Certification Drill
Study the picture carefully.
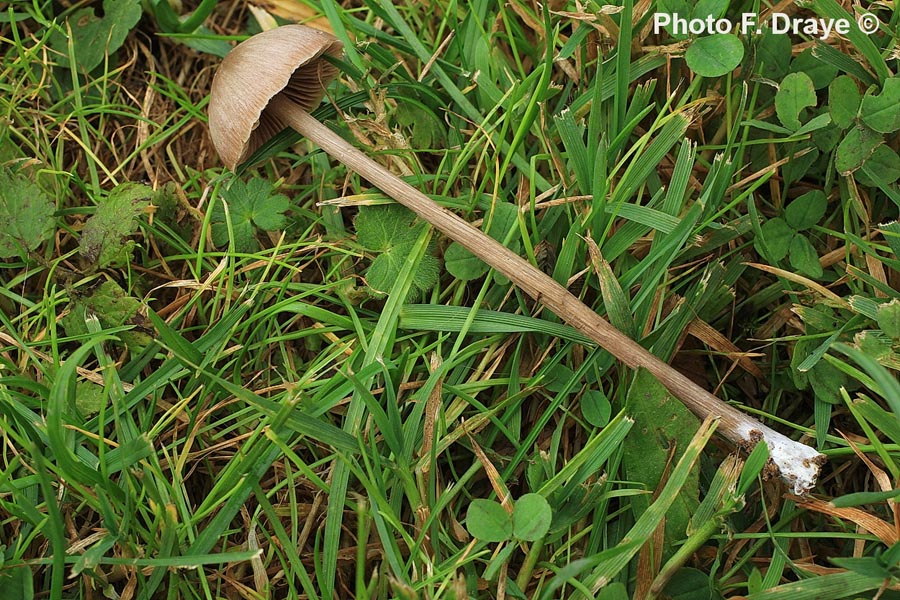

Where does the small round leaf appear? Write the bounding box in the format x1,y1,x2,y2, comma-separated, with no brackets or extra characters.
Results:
775,72,817,131
512,493,552,541
545,364,576,394
581,389,611,427
685,34,744,78
857,145,900,187
466,499,512,542
784,190,826,231
788,235,823,279
757,218,794,262
445,242,488,281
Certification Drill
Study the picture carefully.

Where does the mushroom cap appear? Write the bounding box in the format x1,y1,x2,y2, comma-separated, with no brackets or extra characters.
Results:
208,25,343,170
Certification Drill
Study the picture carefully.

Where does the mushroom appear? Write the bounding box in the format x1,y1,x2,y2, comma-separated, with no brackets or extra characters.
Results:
207,24,825,493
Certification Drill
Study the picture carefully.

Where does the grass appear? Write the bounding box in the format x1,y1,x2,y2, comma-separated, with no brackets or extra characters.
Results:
2,0,900,598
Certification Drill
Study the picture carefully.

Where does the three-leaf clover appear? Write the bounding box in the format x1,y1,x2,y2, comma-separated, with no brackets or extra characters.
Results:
354,204,440,300
211,178,290,253
757,190,826,278
830,76,900,186
775,72,817,131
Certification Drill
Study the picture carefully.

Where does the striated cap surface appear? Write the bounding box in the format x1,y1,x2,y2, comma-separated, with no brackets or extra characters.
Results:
209,25,343,169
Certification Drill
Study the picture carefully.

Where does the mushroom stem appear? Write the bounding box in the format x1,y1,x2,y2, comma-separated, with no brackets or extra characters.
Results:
267,95,824,494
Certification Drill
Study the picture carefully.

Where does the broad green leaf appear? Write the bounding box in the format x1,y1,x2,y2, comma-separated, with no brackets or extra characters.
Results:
829,75,860,128
655,0,726,39
776,72,817,130
789,48,837,90
654,0,691,38
812,122,842,152
861,77,900,133
684,34,744,78
622,369,699,558
0,166,55,258
512,493,552,541
877,299,900,339
50,0,142,71
856,145,900,187
586,418,715,588
79,182,151,268
1,566,33,599
250,197,290,231
211,178,290,253
785,190,827,231
544,364,576,394
365,243,439,301
782,146,820,187
809,360,847,405
789,234,823,279
443,202,518,281
394,104,445,148
691,0,728,20
663,567,724,600
596,583,629,600
756,27,791,79
444,241,489,280
355,205,439,300
466,499,512,542
758,217,794,262
355,204,419,251
75,382,106,417
834,125,882,175
61,280,154,352
581,389,611,427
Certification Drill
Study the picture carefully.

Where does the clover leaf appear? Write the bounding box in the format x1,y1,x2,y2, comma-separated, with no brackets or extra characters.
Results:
757,191,826,279
211,178,290,253
684,34,744,78
785,190,826,231
354,204,440,300
0,165,56,259
829,75,860,129
776,72,817,131
861,77,900,134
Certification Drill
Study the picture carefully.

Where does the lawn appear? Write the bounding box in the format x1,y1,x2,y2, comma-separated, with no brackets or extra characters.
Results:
2,0,900,598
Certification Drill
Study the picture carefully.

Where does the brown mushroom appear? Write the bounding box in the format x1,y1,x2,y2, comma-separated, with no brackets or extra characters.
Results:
207,24,824,493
